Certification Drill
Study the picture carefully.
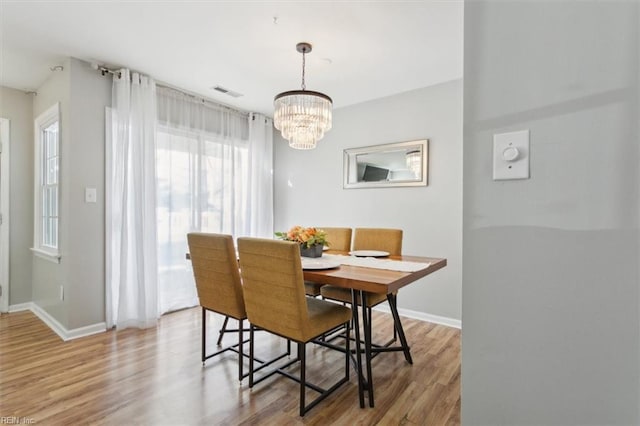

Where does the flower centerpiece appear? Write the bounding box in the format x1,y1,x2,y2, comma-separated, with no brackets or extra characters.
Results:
275,226,329,258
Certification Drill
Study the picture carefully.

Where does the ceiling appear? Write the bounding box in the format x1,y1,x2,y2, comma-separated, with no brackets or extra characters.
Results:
0,1,463,116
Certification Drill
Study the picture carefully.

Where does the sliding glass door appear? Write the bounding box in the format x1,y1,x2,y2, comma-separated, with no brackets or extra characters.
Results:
156,126,248,314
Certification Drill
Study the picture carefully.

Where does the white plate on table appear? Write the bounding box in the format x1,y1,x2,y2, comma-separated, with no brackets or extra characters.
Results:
301,258,341,270
348,250,390,257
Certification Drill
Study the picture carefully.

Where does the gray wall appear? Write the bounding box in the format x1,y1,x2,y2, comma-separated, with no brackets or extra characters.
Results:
66,58,109,329
0,86,33,305
32,59,71,326
31,58,110,329
462,2,640,424
274,79,462,320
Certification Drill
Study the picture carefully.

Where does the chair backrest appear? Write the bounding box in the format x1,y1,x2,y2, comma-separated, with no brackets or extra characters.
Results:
237,237,310,342
352,228,403,256
318,227,352,252
187,233,246,319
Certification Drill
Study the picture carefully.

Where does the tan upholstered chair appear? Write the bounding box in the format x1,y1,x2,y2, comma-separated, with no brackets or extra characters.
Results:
320,228,404,351
322,227,353,252
237,237,352,417
353,227,402,257
321,228,402,306
187,233,248,381
304,227,352,297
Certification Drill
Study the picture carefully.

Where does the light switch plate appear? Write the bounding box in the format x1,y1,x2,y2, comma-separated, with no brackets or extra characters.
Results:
493,130,530,180
85,187,97,203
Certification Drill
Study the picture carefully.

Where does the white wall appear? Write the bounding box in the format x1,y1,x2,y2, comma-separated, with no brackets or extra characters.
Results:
462,2,640,424
0,86,33,305
274,79,462,321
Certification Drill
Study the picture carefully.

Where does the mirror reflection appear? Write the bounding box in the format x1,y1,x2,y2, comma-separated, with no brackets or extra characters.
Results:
343,140,428,189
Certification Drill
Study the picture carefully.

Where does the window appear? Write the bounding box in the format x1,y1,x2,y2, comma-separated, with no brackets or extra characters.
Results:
32,103,61,263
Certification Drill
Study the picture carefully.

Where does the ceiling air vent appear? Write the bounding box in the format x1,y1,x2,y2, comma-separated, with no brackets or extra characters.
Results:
211,85,243,98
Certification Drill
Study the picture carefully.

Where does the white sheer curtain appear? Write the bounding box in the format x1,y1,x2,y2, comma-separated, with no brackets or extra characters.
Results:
155,87,273,314
248,113,274,238
106,69,159,329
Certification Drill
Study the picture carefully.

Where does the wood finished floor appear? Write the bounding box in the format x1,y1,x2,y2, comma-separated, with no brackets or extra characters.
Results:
0,308,460,425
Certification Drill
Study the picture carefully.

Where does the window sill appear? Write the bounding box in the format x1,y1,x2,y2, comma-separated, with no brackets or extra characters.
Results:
31,248,61,264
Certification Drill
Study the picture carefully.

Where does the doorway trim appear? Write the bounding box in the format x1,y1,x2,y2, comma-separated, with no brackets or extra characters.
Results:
0,117,10,313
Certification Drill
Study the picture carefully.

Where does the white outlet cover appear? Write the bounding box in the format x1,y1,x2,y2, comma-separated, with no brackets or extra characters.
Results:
493,130,530,180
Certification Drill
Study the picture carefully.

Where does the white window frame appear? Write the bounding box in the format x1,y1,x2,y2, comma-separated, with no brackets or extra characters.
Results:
32,102,61,263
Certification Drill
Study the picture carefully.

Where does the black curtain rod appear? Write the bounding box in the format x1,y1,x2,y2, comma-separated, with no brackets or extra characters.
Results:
95,65,257,119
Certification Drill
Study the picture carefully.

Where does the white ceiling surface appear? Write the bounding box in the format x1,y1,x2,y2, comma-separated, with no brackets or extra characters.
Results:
1,1,463,116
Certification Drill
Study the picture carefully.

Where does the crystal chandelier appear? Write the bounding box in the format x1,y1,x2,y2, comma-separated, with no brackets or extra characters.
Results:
274,42,332,150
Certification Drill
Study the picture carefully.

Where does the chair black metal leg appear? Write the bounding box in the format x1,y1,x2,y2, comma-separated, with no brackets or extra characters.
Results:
248,325,351,417
217,315,230,345
345,320,350,378
238,319,244,381
249,324,255,388
201,307,206,364
299,342,306,417
388,293,413,364
361,291,374,407
351,289,365,408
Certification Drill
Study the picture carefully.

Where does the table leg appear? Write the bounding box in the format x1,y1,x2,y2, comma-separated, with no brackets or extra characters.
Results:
351,289,365,408
388,293,413,364
360,290,375,407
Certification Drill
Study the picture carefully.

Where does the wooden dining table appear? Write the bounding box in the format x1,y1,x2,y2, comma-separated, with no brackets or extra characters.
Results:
303,251,447,408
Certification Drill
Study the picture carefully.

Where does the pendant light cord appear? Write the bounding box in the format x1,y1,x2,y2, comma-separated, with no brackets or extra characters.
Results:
301,49,306,91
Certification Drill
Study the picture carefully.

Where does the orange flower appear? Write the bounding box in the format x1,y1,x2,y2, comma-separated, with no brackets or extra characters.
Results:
275,225,329,249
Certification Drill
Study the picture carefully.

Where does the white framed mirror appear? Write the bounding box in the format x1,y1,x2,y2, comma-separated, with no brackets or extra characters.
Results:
343,139,428,189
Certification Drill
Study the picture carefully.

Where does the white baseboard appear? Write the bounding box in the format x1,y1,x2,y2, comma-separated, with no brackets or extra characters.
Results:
8,301,459,339
64,321,108,340
373,304,461,329
8,302,106,341
8,302,32,312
